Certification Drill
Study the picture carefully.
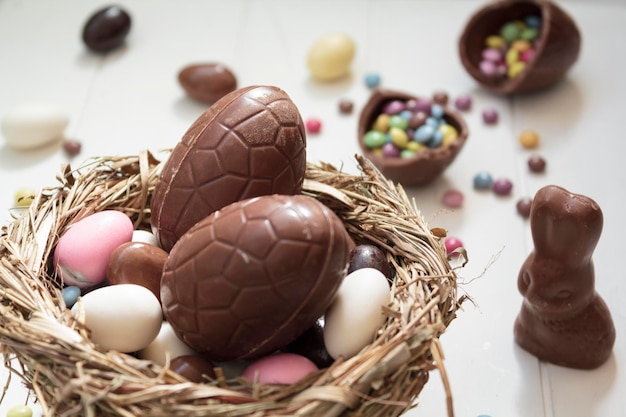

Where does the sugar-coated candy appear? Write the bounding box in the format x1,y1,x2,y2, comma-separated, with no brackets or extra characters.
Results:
528,154,547,172
324,268,390,360
473,171,493,190
284,318,334,369
62,139,82,157
482,108,499,124
347,244,392,281
492,178,513,195
14,187,35,207
432,91,449,106
82,5,131,52
519,130,540,148
305,118,322,134
170,355,217,382
54,210,133,288
307,33,355,81
364,72,381,88
139,321,197,367
454,95,472,111
444,236,464,255
243,353,318,384
364,130,386,148
383,100,405,115
517,196,533,218
338,99,354,114
71,284,162,353
62,286,81,308
442,189,464,208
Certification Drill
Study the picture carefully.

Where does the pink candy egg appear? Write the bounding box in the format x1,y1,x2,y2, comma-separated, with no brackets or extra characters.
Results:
54,210,133,288
242,353,318,384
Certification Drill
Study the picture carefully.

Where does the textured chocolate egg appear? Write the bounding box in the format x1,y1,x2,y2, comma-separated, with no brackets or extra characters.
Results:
151,85,306,251
161,194,353,361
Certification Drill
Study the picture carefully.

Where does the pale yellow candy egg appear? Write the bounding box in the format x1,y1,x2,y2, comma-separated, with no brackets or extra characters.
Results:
15,187,36,207
307,33,356,81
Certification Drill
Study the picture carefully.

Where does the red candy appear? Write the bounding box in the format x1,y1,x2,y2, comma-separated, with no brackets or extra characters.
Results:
305,118,322,134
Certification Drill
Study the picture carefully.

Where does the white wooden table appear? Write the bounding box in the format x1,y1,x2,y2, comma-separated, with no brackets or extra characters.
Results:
0,1,624,416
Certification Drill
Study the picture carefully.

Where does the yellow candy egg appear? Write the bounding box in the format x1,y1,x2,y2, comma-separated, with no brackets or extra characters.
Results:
438,124,458,146
508,61,526,78
519,130,540,148
406,141,426,153
372,114,390,132
15,187,36,207
485,35,504,49
389,127,408,148
511,40,532,52
307,33,356,82
506,48,520,66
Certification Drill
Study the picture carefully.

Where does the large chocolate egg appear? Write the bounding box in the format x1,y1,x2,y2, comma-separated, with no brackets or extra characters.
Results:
161,194,353,361
151,85,306,251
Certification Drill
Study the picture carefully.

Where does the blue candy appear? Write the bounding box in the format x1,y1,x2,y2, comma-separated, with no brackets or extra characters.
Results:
473,171,493,190
425,117,439,128
429,130,444,148
62,285,81,308
414,125,435,144
364,72,381,88
431,104,444,119
525,15,542,28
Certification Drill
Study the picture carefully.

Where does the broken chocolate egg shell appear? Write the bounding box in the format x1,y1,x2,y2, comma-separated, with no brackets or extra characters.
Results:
358,88,468,186
459,0,581,95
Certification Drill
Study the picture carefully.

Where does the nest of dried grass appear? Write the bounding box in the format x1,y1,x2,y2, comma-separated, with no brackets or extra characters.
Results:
0,150,463,417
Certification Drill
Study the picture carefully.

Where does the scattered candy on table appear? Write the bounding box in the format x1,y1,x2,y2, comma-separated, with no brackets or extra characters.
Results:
338,99,353,114
482,107,499,124
519,129,540,148
362,97,459,159
305,118,322,134
364,72,381,88
444,236,464,255
454,95,472,111
492,177,513,195
473,171,494,190
432,91,449,106
442,189,464,208
528,154,546,172
479,15,542,80
82,5,132,53
62,139,82,157
516,196,533,218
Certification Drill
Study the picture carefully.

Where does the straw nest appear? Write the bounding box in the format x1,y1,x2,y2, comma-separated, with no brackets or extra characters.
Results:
0,150,463,417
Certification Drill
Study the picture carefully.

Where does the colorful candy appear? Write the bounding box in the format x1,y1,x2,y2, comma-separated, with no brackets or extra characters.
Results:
444,236,464,255
473,171,493,190
479,15,542,80
517,196,533,218
14,187,36,207
528,154,547,172
442,189,464,208
454,95,472,111
6,405,32,417
363,97,458,159
338,99,354,114
482,108,499,124
305,118,322,134
519,130,540,148
364,72,381,88
492,178,513,195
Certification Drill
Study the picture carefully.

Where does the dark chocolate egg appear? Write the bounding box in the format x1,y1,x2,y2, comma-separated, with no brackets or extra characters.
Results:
161,194,353,361
347,244,393,281
151,85,306,251
82,5,131,53
178,63,237,104
170,355,216,382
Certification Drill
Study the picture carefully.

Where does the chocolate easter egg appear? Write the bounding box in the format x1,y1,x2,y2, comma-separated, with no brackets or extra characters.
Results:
151,85,306,251
161,194,353,361
82,5,131,53
178,63,237,104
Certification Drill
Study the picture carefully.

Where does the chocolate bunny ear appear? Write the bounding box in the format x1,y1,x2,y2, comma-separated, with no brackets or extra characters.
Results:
530,185,603,266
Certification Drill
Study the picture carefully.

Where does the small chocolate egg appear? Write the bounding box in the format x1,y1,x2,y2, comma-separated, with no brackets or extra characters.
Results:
82,5,131,52
170,355,217,382
242,353,317,384
284,318,333,368
151,85,306,251
347,244,392,281
178,63,237,104
107,241,167,301
161,194,353,361
139,321,196,366
71,284,162,352
54,210,133,288
324,268,391,360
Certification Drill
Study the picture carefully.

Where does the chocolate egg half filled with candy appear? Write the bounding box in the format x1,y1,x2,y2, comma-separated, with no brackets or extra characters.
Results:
161,194,353,361
459,0,581,95
358,88,468,186
151,85,306,251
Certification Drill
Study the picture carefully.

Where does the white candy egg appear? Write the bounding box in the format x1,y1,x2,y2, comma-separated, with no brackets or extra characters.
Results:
323,268,390,359
132,229,160,247
72,284,163,353
307,33,355,81
1,103,69,150
140,321,196,366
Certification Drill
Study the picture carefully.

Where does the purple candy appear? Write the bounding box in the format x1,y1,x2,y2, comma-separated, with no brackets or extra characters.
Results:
482,108,499,124
382,142,401,158
454,95,472,111
407,98,431,114
383,100,405,115
492,178,513,195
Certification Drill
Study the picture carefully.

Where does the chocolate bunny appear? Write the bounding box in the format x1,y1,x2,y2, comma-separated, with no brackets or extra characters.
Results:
514,185,615,369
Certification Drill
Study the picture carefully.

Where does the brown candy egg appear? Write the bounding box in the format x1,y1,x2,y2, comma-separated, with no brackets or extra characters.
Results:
107,242,167,302
151,85,307,251
178,63,237,104
459,0,581,95
161,194,353,362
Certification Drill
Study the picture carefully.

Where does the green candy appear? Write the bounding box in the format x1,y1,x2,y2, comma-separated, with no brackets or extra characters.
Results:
6,405,33,417
388,115,408,130
521,27,540,41
500,22,522,43
364,130,387,149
